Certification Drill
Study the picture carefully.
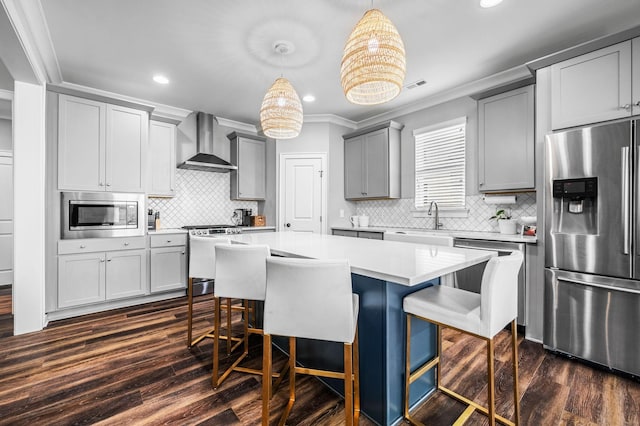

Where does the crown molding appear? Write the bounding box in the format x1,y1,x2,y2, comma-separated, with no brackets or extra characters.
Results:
1,0,62,84
356,65,533,128
304,114,358,129
56,82,192,121
0,89,13,101
216,116,258,134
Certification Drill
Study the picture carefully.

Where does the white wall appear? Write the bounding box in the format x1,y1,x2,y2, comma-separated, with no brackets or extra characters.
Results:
13,81,46,334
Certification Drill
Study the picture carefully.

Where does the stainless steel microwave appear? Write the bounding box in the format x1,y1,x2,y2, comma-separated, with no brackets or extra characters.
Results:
62,192,145,239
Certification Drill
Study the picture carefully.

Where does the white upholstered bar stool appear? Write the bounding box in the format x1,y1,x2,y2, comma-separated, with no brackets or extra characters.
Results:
186,236,231,348
262,257,360,426
403,251,523,426
212,244,288,390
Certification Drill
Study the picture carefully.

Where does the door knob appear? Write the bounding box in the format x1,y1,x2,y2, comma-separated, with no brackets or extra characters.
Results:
285,223,291,228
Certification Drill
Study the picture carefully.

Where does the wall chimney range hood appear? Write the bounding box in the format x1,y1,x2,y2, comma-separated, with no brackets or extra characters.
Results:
178,112,237,172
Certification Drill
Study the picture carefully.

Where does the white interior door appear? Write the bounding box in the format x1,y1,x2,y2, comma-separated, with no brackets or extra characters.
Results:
279,154,326,233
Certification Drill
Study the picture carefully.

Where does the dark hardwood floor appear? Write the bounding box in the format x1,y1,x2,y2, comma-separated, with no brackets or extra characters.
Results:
0,289,638,425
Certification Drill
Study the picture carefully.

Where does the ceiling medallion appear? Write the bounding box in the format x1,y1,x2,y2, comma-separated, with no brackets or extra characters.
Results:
341,9,406,105
260,42,303,139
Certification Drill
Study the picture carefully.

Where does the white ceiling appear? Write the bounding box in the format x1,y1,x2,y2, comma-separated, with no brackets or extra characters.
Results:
38,0,640,125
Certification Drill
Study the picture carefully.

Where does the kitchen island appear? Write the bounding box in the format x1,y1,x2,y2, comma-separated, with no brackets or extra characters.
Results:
226,232,496,425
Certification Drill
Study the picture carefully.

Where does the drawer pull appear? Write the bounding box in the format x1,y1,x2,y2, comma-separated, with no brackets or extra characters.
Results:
80,245,86,249
124,242,129,246
166,240,172,243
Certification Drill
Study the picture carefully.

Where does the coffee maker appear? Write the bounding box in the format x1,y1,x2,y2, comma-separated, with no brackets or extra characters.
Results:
233,208,252,226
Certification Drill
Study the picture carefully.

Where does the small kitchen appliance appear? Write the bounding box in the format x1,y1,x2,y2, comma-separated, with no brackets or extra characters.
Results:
62,192,145,239
233,208,252,226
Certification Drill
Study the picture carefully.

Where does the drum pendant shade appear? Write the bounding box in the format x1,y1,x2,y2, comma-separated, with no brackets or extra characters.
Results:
341,9,406,105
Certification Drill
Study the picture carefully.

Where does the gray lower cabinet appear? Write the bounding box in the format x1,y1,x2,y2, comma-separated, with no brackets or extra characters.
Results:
478,85,535,192
228,132,266,200
58,248,147,308
149,234,187,293
332,229,384,240
343,121,402,200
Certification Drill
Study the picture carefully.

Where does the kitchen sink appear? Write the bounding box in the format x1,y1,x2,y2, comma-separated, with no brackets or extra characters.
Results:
384,229,453,246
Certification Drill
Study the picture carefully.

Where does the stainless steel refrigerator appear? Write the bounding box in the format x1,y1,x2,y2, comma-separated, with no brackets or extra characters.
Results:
544,119,640,377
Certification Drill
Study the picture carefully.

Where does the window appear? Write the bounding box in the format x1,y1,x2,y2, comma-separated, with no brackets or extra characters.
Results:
414,117,466,210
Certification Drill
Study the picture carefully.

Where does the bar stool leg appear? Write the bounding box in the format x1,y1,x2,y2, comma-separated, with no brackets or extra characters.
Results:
187,277,194,347
436,324,441,389
512,320,520,426
354,328,360,423
212,296,222,389
487,337,496,426
226,298,232,355
262,333,272,426
344,342,354,426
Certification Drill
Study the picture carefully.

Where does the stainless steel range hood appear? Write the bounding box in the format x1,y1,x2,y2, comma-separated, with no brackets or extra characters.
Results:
178,112,237,172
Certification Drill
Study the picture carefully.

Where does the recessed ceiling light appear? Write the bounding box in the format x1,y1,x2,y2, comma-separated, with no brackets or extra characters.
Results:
302,94,316,102
153,75,169,84
480,0,503,8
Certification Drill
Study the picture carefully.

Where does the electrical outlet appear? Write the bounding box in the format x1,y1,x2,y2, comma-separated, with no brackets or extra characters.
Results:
339,209,345,218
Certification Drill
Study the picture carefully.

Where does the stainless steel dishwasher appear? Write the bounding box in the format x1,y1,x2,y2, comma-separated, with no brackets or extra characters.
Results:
453,238,526,326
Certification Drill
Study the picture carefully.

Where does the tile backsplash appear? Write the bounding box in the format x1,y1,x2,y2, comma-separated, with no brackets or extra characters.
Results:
148,169,257,228
355,193,537,232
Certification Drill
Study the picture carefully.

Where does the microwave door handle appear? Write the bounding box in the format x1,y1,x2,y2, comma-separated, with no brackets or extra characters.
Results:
622,147,630,255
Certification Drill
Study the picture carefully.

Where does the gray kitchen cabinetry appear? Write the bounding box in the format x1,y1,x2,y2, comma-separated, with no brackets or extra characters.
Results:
148,120,176,197
57,237,147,309
332,229,384,240
149,233,187,293
343,121,402,200
58,94,148,192
551,38,640,130
228,132,266,200
478,85,535,191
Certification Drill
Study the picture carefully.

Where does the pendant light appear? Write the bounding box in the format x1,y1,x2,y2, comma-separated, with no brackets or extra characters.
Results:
340,7,406,105
260,42,303,139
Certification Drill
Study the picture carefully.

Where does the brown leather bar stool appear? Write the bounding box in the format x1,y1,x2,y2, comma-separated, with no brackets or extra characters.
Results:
262,257,360,426
403,251,523,426
186,235,231,348
212,243,288,390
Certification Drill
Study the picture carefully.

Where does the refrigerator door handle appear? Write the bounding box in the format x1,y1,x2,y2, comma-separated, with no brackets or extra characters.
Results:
622,146,630,255
558,276,640,295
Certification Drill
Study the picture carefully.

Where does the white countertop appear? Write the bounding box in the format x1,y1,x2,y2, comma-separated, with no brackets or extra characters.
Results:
332,226,537,244
226,232,496,286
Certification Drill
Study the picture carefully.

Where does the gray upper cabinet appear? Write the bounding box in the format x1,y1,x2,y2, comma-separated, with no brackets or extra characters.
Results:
550,39,637,130
228,132,266,200
478,85,535,192
148,120,177,197
58,94,148,192
343,121,402,200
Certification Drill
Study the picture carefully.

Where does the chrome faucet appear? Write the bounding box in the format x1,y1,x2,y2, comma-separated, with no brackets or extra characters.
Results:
427,201,443,230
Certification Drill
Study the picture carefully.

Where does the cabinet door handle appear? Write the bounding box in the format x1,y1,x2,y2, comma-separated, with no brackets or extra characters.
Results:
124,242,129,246
107,259,112,262
167,240,172,243
635,101,640,107
106,183,111,187
620,104,632,111
80,245,86,249
100,258,105,263
99,182,104,186
181,252,185,255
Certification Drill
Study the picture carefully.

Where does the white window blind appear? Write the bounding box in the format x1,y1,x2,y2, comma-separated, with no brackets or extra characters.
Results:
414,118,466,210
